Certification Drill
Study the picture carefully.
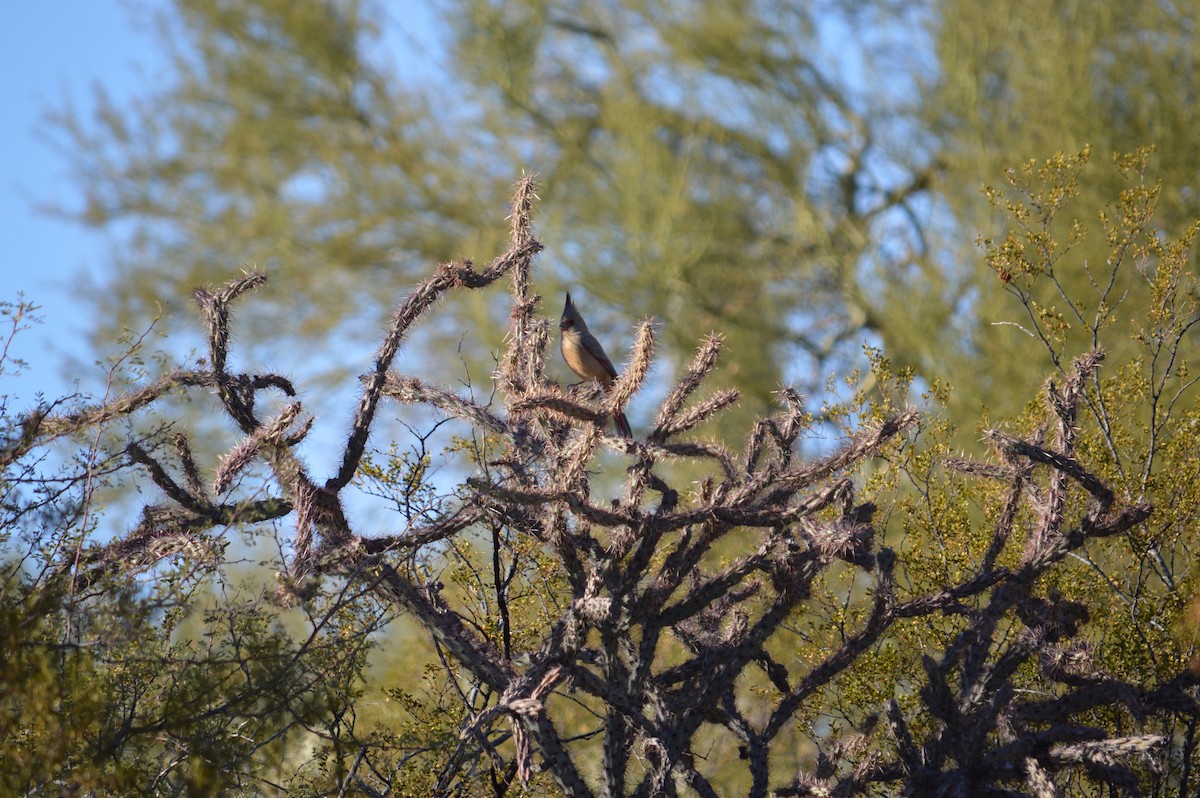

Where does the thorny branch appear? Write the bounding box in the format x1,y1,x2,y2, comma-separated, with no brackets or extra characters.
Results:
15,177,1196,796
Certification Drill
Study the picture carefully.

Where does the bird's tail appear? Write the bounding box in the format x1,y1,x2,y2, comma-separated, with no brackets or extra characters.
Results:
613,410,633,438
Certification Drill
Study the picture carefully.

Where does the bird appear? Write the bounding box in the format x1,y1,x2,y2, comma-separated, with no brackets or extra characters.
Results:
560,292,633,437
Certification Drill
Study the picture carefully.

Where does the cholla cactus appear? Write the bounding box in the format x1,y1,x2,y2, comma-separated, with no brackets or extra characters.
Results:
21,178,1192,797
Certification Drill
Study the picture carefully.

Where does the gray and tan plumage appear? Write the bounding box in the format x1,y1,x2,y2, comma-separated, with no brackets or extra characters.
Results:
559,293,633,437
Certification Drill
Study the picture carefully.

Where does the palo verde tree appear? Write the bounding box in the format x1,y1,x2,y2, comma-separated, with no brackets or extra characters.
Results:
926,0,1200,426
52,0,1200,450
50,0,939,440
4,166,1200,796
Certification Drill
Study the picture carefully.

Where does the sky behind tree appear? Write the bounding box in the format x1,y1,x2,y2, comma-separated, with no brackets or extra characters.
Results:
1,2,164,403
0,1,445,406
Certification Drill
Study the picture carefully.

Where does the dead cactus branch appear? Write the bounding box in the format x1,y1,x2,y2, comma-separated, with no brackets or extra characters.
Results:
34,179,1194,797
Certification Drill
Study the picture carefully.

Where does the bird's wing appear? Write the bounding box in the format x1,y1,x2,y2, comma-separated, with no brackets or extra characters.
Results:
582,333,620,380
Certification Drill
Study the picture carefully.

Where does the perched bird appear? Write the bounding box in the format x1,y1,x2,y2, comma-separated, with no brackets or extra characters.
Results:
560,292,633,437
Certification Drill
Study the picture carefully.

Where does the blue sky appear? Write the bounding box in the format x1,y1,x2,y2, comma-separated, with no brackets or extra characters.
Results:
0,2,448,412
1,2,169,406
0,1,454,533
0,2,905,416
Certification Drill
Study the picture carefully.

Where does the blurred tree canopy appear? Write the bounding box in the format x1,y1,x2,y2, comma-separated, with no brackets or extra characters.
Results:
928,0,1200,424
5,155,1200,795
47,0,1200,438
14,0,1200,793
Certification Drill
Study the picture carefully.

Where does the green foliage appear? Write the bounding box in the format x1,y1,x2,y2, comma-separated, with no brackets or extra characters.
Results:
930,0,1200,426
22,0,1200,789
896,148,1200,792
51,0,944,442
443,0,937,433
50,0,1200,449
7,150,1200,794
0,560,384,794
50,0,501,370
1,361,383,796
